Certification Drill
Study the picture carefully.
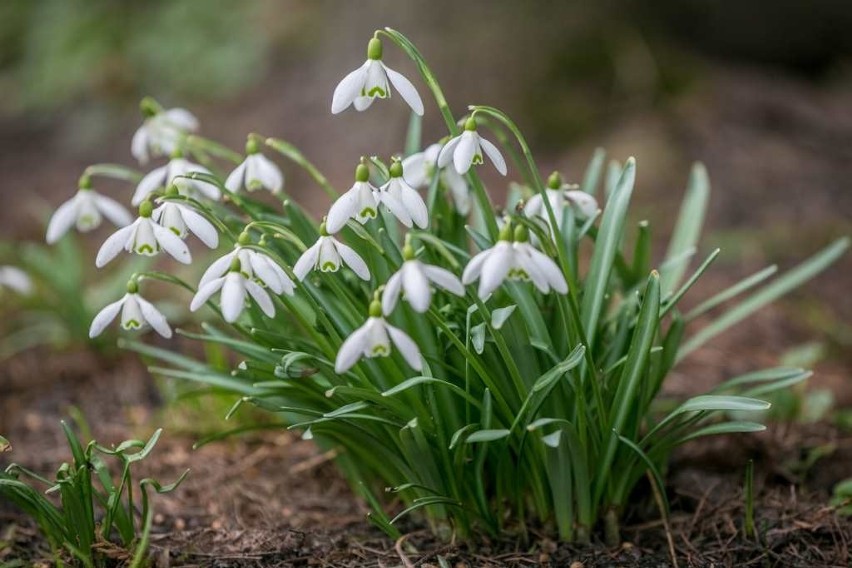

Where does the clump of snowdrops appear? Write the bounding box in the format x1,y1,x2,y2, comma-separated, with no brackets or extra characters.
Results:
43,28,848,543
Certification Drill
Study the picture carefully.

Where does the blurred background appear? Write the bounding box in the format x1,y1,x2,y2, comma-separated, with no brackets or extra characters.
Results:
0,0,850,395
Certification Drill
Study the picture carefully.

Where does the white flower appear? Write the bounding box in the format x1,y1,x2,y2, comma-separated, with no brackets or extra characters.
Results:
403,143,471,215
95,202,191,267
376,161,428,229
131,105,198,164
225,141,284,194
462,226,567,299
0,266,32,295
437,118,507,176
382,258,464,314
132,155,220,206
524,186,598,230
293,231,370,281
335,301,422,373
331,37,423,116
46,184,132,244
325,164,379,234
199,245,295,296
152,201,219,248
89,286,171,338
190,269,275,324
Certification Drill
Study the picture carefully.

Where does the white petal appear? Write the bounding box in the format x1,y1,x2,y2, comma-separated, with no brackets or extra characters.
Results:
152,222,192,264
334,324,370,373
254,154,284,193
381,270,403,315
190,277,225,312
221,274,247,323
443,169,471,215
378,186,412,227
437,136,462,168
163,108,199,131
529,248,568,293
131,128,149,164
331,62,368,114
245,279,275,317
453,133,477,175
95,224,135,268
45,196,79,244
318,237,342,272
402,263,431,312
401,151,428,188
479,137,508,176
293,241,320,280
0,267,32,294
179,205,219,248
93,193,133,227
524,194,543,218
326,190,358,234
382,63,424,116
386,324,423,370
249,252,290,295
225,160,247,192
335,242,370,280
400,183,428,228
478,244,513,298
462,249,490,285
565,190,599,220
132,165,168,206
136,295,173,338
199,250,236,289
422,264,465,296
89,296,125,337
353,96,375,111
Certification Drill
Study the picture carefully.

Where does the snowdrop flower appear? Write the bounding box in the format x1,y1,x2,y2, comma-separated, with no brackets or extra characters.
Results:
132,151,220,206
293,222,370,281
438,117,507,176
331,37,424,116
95,200,191,267
335,297,422,373
462,223,566,299
0,266,32,295
403,142,471,215
382,242,464,314
131,99,199,164
89,280,171,338
190,257,275,323
376,160,428,229
325,163,379,234
198,232,296,296
152,187,219,248
46,176,133,244
225,138,284,194
524,172,598,231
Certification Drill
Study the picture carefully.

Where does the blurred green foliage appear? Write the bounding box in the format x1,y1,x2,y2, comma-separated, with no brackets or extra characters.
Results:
0,0,270,111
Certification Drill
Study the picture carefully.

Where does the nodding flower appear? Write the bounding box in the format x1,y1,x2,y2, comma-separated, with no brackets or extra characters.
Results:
131,100,198,164
225,138,284,194
95,200,191,267
437,117,507,176
293,221,371,281
89,280,171,338
190,256,276,323
382,240,464,314
46,175,132,244
132,150,220,206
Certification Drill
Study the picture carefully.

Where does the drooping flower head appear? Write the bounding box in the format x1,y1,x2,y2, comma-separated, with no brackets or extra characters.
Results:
382,238,464,314
0,266,32,295
199,231,296,296
89,279,172,338
46,174,133,244
438,117,507,176
190,256,276,323
96,200,191,267
523,171,599,233
293,221,370,281
131,98,199,165
335,294,423,374
325,163,379,234
152,185,219,249
132,150,221,206
225,138,284,194
376,159,429,229
331,37,424,116
403,142,471,215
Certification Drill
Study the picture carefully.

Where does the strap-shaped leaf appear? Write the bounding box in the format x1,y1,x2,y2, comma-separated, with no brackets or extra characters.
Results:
660,162,710,295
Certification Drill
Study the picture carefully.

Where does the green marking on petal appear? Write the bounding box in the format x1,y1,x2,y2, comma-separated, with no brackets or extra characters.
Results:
360,207,377,219
366,86,387,98
247,179,263,191
122,320,141,330
508,268,530,282
370,345,390,357
472,154,484,165
320,262,339,272
136,244,156,255
169,227,181,236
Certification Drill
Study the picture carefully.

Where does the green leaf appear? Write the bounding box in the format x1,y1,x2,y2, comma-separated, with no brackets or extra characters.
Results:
685,265,778,321
678,421,766,443
532,344,585,393
490,305,516,329
581,148,606,196
677,395,771,414
660,162,710,295
465,429,511,443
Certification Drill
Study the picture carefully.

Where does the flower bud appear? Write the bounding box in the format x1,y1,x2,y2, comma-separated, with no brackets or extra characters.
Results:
355,163,370,182
367,37,383,60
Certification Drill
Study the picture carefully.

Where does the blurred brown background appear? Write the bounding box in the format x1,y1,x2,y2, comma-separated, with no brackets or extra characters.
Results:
0,0,850,382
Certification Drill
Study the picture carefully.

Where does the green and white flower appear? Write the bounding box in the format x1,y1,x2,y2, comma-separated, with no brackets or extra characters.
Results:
331,37,423,116
132,152,220,206
403,142,471,215
199,237,295,296
225,139,284,194
0,266,32,295
524,172,599,231
438,118,507,176
335,299,422,373
325,164,379,234
95,201,191,267
46,177,132,244
89,281,171,338
377,160,428,229
293,226,370,281
131,102,198,164
190,259,275,323
382,243,464,314
153,190,219,248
